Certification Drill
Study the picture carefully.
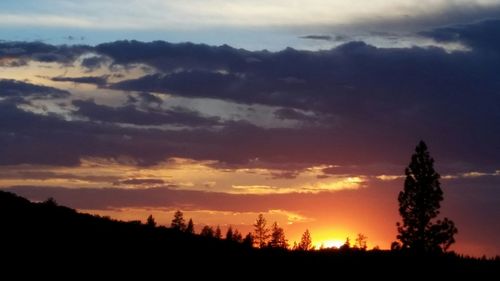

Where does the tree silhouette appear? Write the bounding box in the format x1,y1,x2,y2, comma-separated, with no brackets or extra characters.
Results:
225,226,234,241
233,229,243,243
253,214,270,248
268,222,288,249
340,237,351,251
215,225,222,239
146,214,156,227
186,218,195,234
297,229,312,251
355,233,367,250
396,141,458,253
171,210,186,231
243,233,254,248
200,225,214,237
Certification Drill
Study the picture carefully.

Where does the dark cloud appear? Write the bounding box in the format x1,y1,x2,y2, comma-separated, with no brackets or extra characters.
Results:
107,43,498,170
3,185,398,213
63,35,85,42
130,92,163,105
115,178,166,186
273,108,317,123
0,19,498,173
51,76,108,86
420,19,500,51
81,56,108,70
126,92,164,108
108,39,499,121
95,40,254,72
0,79,70,99
0,100,177,166
269,170,301,180
0,101,98,166
0,58,27,67
97,21,498,172
0,170,118,183
0,41,89,64
341,4,500,33
72,99,220,127
299,35,332,41
0,98,403,168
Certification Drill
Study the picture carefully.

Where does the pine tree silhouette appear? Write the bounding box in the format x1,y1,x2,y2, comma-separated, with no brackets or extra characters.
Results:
171,210,186,231
253,214,270,248
396,141,458,253
186,218,195,234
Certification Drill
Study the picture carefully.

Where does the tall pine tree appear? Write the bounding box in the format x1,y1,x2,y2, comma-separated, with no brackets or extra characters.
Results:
185,218,195,234
297,229,312,251
268,222,288,249
171,210,186,231
253,214,270,248
396,141,457,253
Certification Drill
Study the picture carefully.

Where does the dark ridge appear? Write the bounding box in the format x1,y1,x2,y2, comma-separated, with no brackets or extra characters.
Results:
0,190,498,277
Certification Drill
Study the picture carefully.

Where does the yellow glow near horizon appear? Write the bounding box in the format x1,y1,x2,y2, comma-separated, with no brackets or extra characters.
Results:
314,239,345,249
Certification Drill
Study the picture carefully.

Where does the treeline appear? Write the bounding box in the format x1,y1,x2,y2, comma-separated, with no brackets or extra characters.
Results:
150,210,370,251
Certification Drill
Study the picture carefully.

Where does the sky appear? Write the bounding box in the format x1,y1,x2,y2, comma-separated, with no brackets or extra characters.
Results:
0,0,499,256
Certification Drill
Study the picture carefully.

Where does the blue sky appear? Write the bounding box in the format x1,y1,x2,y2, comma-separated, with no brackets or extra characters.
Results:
1,0,500,50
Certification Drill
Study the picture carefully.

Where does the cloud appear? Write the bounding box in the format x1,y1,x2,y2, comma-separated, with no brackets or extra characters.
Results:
0,41,89,64
80,56,108,70
299,35,333,41
1,0,499,32
0,169,119,183
269,170,301,180
104,37,499,171
0,100,176,166
273,108,318,123
95,40,252,72
128,92,163,106
72,99,221,127
51,76,108,86
0,79,70,99
108,38,499,118
3,185,391,212
0,19,498,174
115,178,166,186
420,19,500,51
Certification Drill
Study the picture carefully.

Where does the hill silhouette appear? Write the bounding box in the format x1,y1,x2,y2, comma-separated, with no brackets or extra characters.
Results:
0,190,498,277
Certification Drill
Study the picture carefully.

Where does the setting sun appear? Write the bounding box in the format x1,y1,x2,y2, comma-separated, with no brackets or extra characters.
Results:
314,239,345,249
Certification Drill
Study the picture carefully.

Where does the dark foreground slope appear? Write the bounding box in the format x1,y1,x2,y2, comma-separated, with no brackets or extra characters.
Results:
0,191,498,277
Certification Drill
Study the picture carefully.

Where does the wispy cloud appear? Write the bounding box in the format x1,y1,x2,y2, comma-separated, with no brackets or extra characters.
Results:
1,1,499,30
